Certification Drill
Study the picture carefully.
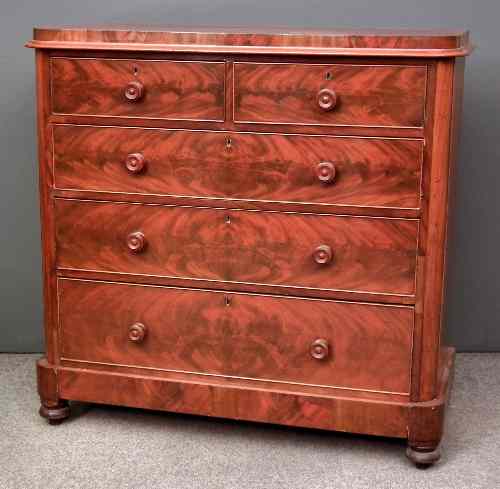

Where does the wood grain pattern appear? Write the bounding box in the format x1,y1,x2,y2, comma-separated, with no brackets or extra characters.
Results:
234,62,427,128
28,26,469,462
58,365,410,437
55,200,419,296
59,279,414,394
27,26,472,57
53,125,423,211
51,57,225,121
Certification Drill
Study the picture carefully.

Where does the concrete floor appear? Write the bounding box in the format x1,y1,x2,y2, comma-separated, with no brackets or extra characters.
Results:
1,353,499,489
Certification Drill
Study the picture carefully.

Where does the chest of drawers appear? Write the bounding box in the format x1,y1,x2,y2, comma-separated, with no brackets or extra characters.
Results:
28,26,472,466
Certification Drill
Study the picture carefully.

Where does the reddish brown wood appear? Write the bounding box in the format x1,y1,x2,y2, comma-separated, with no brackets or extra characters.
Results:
312,244,333,265
28,26,469,464
55,199,419,297
27,26,472,57
126,231,146,254
37,358,70,423
53,125,423,211
407,347,455,466
124,152,146,174
124,80,144,102
317,88,337,111
316,161,336,184
414,59,459,402
234,62,427,128
58,279,414,394
56,268,416,305
51,58,225,121
310,338,330,360
128,322,147,343
58,365,410,436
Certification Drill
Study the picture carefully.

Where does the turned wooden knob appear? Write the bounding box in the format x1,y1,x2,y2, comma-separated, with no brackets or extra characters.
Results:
317,88,337,111
124,81,144,102
316,161,336,183
310,339,329,360
128,322,147,343
313,244,333,265
125,153,146,174
126,231,146,253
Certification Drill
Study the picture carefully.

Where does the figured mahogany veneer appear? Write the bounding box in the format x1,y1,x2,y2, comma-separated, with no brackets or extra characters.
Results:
51,58,225,121
234,63,427,128
59,279,414,394
53,125,423,211
29,25,470,467
55,199,418,297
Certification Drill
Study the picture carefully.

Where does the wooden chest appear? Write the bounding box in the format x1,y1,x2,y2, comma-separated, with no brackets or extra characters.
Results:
27,26,472,466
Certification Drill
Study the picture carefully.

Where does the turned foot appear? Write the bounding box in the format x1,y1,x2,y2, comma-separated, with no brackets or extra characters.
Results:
406,444,441,468
39,400,70,425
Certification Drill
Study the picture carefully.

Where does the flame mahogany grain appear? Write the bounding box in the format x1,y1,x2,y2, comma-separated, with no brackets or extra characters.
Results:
58,279,414,394
54,199,419,297
27,26,472,57
53,125,423,211
51,58,225,121
28,25,470,466
234,63,427,128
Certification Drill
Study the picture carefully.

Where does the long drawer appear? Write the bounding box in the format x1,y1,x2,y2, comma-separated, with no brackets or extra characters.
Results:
59,279,414,394
53,125,423,210
55,199,418,296
50,57,225,121
234,62,427,128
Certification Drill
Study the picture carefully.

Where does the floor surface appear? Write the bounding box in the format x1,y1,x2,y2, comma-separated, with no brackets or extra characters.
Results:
1,353,499,489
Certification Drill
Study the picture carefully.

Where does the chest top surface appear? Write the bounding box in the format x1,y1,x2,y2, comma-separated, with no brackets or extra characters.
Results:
27,25,472,57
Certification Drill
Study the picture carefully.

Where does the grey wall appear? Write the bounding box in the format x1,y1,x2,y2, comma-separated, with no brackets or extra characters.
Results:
1,0,499,352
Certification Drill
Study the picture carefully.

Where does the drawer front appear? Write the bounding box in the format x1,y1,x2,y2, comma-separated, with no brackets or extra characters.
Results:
234,62,427,128
55,200,418,296
54,125,423,210
59,279,414,394
51,58,225,121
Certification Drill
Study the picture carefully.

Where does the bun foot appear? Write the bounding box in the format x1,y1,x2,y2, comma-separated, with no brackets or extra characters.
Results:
39,400,70,425
406,445,441,468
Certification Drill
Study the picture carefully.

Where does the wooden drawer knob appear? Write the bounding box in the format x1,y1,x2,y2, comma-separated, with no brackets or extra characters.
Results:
125,153,146,174
313,244,333,265
125,81,144,102
128,322,147,343
317,88,337,111
316,161,336,183
310,338,329,360
127,231,146,253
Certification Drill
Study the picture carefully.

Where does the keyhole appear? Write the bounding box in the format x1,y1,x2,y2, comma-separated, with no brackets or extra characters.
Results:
325,71,332,80
225,136,232,150
133,66,139,76
225,215,231,224
224,295,231,307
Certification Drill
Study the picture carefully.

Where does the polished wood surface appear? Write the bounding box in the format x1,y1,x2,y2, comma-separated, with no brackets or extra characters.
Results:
29,25,470,466
52,347,454,439
55,199,419,296
59,279,414,394
53,125,423,211
27,26,472,57
51,58,225,121
234,62,427,128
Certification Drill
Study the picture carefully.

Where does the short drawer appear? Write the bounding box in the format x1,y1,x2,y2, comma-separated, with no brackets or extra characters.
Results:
234,62,427,128
50,57,225,121
54,125,423,210
55,200,418,296
59,279,414,394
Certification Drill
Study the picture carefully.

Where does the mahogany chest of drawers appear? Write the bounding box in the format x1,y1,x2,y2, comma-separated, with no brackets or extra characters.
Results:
28,26,472,466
